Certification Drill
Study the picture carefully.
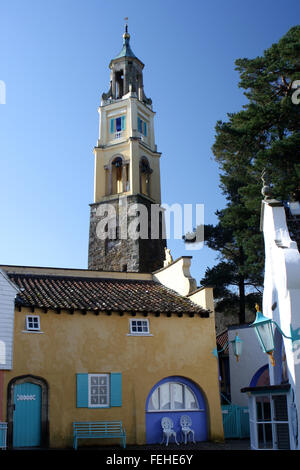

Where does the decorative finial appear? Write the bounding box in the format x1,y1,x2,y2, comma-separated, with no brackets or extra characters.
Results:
123,17,130,39
163,247,173,267
261,169,272,200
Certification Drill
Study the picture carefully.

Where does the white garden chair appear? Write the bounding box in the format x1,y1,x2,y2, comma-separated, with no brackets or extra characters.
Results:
180,415,195,444
160,417,179,446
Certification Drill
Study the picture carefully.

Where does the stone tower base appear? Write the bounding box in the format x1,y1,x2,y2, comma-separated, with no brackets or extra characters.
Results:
88,194,166,273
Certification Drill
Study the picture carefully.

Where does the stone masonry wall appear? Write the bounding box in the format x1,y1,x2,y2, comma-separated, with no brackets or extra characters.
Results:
88,194,166,273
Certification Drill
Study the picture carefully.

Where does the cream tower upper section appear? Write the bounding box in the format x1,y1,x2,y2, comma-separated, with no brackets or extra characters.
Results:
93,24,162,205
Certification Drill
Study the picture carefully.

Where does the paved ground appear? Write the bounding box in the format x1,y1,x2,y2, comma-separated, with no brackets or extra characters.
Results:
4,439,251,452
109,439,251,451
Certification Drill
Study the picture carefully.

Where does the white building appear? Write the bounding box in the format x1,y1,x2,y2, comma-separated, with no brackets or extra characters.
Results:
242,196,300,450
0,269,19,423
228,325,268,407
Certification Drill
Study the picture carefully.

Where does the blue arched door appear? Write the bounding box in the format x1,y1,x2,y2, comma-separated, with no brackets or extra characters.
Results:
145,376,207,444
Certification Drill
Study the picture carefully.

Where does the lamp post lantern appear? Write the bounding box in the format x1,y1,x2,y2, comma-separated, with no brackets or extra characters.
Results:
230,333,243,362
213,332,243,362
250,304,275,366
250,304,300,366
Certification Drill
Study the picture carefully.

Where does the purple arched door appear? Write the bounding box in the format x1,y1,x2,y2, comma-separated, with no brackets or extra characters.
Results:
145,376,207,444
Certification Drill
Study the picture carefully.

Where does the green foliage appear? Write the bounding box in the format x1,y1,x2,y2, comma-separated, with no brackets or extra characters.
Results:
189,26,300,324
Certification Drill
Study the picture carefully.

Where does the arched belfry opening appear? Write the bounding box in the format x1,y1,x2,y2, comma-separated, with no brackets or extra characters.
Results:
140,157,152,197
105,155,129,196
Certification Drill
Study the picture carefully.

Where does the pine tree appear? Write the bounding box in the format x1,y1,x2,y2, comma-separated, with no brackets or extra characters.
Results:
185,26,300,325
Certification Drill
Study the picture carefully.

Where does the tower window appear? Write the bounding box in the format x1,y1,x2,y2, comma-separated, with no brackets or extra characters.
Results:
116,117,122,132
137,117,147,137
110,116,126,137
115,70,124,99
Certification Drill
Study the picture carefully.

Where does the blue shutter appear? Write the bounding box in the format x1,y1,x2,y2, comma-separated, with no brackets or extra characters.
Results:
110,373,122,407
137,117,142,133
76,374,88,408
121,115,126,131
110,118,115,133
144,121,147,136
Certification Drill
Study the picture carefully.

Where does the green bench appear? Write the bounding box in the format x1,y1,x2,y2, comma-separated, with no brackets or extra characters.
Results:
73,421,126,450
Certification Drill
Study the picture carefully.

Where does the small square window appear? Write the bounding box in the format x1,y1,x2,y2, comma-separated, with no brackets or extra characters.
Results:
26,315,40,331
130,319,150,335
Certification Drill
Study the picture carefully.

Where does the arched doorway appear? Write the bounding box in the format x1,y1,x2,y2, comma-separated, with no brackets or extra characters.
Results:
250,365,270,387
7,375,49,448
145,376,207,444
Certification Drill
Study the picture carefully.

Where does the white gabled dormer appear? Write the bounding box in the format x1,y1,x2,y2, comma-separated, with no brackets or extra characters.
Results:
0,269,19,370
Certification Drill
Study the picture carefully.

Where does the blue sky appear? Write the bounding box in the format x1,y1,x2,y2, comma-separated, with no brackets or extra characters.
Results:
0,0,299,284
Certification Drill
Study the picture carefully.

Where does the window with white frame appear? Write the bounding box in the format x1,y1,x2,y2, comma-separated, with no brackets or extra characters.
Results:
88,374,110,408
26,315,40,331
148,382,199,411
249,393,290,450
129,319,150,335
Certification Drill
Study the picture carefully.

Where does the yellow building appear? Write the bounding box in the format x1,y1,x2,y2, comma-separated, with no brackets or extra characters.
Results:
0,24,223,449
1,260,223,448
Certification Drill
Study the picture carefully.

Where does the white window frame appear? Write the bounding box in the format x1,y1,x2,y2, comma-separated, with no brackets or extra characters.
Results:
25,315,41,332
147,381,202,412
88,373,110,408
248,392,292,450
128,318,152,336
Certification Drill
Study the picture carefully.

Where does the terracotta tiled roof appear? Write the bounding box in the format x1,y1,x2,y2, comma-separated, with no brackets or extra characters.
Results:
8,273,210,316
216,330,229,354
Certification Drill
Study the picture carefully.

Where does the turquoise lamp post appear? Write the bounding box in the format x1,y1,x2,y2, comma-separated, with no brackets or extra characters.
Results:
250,304,275,366
250,304,300,366
230,333,243,362
213,333,243,362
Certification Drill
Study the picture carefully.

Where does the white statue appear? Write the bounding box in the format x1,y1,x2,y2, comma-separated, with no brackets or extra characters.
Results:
164,247,173,267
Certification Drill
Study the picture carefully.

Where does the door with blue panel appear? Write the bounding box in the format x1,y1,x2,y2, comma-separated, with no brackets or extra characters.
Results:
13,382,42,447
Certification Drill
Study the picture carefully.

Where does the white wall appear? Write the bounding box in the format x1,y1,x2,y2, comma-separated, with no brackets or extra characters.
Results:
261,201,300,449
0,270,19,370
228,325,268,406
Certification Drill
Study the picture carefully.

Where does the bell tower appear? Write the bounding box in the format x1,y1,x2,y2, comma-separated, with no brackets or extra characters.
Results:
88,21,166,273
